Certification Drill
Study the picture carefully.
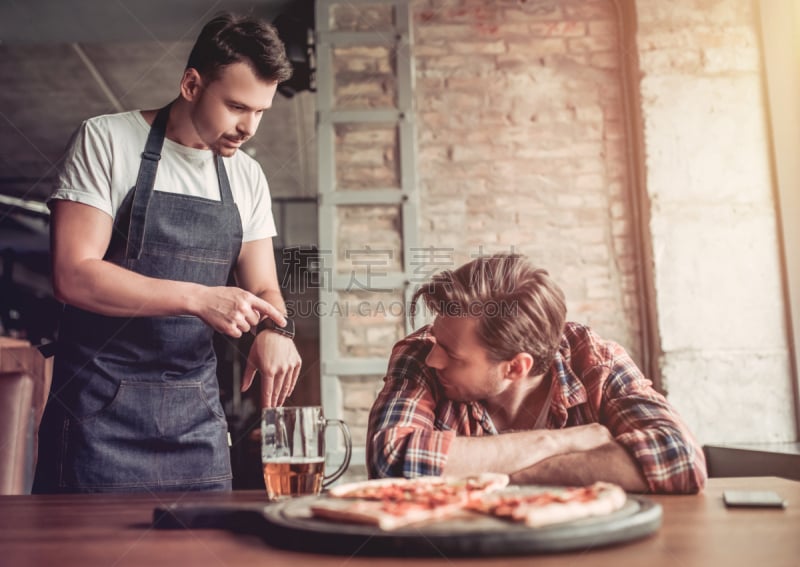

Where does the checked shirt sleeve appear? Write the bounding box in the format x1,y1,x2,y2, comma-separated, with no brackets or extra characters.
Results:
599,344,707,494
367,333,456,479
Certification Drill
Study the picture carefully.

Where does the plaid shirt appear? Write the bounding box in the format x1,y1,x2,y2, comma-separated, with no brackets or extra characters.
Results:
367,322,707,494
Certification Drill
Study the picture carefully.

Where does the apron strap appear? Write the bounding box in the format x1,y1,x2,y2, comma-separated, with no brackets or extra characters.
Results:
215,155,234,205
126,104,170,259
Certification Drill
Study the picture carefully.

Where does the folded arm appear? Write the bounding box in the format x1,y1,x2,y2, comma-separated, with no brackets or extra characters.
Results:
441,423,615,477
592,347,707,494
508,349,707,494
507,379,706,493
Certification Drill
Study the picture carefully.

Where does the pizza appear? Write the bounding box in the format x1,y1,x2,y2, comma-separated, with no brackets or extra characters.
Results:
310,476,626,531
310,473,509,530
467,482,627,528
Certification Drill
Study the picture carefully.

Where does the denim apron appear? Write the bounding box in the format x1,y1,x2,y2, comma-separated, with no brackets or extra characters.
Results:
33,105,240,493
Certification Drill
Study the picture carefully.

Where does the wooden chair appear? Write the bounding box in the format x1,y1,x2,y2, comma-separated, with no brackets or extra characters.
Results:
703,443,800,481
0,371,34,494
0,337,53,493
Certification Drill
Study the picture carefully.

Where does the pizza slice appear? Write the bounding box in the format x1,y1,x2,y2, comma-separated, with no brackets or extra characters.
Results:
309,493,467,531
310,473,509,530
468,481,627,528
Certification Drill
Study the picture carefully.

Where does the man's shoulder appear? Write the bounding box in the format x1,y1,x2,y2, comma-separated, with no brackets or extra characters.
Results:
559,322,613,367
82,110,142,130
75,110,144,143
392,325,433,354
386,326,435,374
562,322,598,344
559,322,634,375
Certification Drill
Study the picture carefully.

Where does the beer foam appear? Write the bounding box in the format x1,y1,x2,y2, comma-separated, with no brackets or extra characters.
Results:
263,456,325,463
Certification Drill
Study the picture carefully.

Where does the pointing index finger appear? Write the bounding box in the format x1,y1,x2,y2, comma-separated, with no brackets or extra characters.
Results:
253,297,287,327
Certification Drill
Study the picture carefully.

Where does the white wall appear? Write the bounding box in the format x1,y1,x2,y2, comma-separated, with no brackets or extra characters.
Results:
636,0,795,443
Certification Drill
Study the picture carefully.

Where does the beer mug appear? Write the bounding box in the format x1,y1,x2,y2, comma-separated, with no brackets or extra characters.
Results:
261,406,352,500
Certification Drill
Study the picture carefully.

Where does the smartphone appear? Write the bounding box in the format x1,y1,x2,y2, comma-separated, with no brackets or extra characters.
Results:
723,490,787,509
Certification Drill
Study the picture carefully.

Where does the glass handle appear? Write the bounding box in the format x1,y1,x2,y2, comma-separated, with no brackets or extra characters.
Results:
322,419,352,488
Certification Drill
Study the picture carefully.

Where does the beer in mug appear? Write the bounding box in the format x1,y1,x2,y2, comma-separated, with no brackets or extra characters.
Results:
261,406,351,500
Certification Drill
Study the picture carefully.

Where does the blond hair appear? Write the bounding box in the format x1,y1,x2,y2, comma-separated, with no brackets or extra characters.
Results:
411,254,566,375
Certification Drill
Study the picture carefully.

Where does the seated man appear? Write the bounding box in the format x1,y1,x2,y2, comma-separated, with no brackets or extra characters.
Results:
367,253,706,494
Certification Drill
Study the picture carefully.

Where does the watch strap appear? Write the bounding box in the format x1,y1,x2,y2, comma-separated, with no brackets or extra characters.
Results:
255,317,295,339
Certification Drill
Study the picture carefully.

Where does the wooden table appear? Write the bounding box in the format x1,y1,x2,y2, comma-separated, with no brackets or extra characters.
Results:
0,477,797,566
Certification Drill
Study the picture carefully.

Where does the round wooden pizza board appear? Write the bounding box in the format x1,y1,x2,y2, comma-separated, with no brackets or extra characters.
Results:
255,494,662,556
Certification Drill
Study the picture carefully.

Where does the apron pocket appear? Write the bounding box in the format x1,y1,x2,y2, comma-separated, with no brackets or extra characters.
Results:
63,380,231,489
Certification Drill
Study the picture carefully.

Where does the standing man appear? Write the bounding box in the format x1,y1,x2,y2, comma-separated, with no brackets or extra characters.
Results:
368,254,707,494
34,13,301,493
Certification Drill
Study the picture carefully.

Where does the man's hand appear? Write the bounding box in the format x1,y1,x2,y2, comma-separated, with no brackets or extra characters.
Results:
242,331,302,407
192,286,286,338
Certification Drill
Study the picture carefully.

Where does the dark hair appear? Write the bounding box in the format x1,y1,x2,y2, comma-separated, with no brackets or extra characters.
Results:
186,13,293,84
411,254,567,375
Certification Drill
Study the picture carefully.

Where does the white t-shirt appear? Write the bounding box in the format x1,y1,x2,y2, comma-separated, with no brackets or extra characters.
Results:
51,110,277,242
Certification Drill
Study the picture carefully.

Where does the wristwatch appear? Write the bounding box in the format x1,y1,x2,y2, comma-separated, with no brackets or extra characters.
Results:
255,317,295,339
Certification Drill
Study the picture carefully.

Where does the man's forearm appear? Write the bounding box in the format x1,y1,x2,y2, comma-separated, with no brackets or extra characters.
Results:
234,238,287,317
258,288,287,315
509,441,649,492
54,257,202,317
442,431,556,476
441,424,613,477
